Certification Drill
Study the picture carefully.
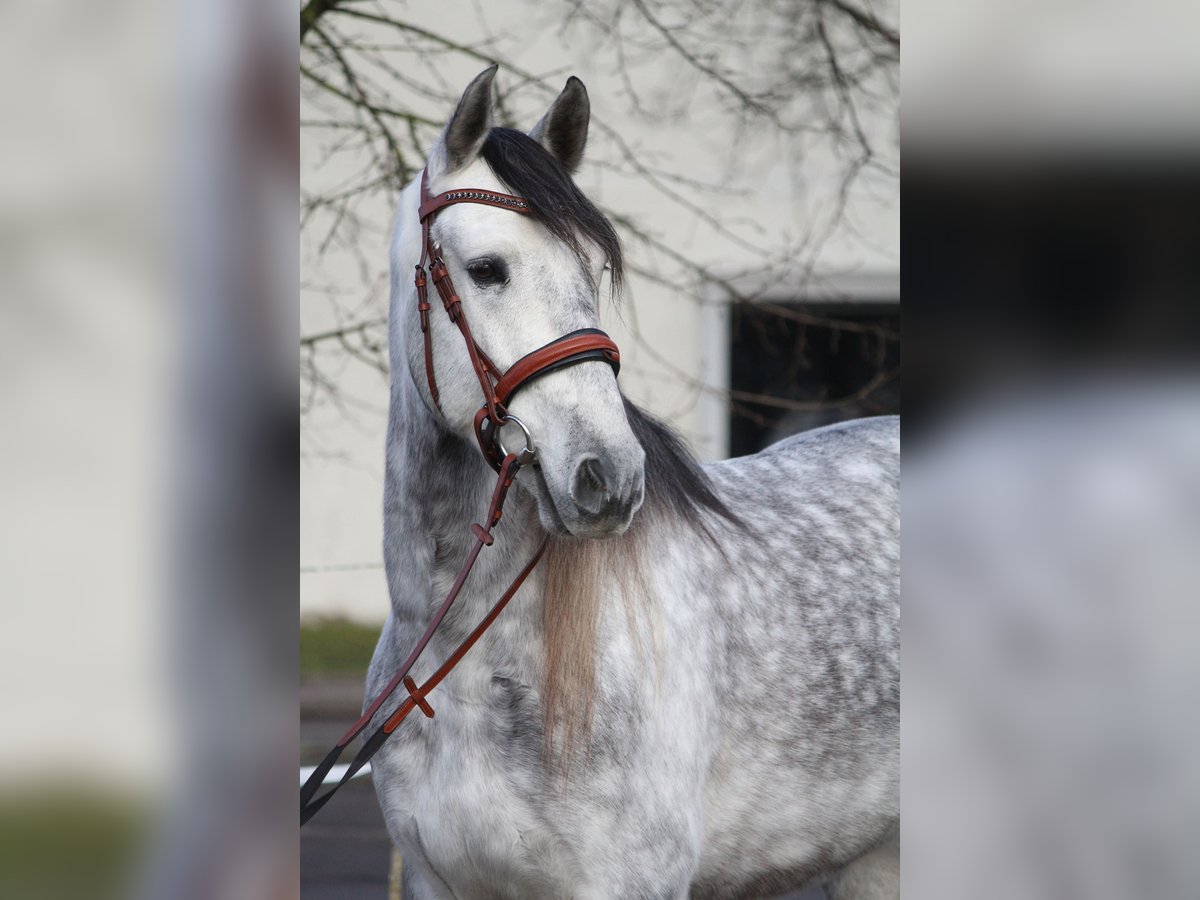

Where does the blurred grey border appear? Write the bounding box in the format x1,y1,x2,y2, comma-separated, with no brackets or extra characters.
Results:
2,1,1200,899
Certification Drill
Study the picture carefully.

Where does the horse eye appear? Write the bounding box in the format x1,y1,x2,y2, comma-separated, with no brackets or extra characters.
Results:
466,257,507,286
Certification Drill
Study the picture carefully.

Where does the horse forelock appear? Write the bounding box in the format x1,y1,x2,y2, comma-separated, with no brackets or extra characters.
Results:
479,127,624,296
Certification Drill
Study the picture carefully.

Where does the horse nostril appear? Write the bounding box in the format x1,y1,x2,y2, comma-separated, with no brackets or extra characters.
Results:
571,455,613,516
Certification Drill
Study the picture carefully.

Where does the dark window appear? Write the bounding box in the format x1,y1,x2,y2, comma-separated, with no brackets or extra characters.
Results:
728,300,900,457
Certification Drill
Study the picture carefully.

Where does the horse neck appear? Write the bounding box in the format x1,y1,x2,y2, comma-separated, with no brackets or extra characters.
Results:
386,367,546,631
386,178,547,642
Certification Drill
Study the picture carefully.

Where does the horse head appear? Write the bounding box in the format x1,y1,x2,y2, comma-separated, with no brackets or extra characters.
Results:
399,67,646,539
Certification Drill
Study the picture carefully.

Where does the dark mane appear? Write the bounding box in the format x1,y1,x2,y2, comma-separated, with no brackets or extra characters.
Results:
480,128,624,294
623,397,740,528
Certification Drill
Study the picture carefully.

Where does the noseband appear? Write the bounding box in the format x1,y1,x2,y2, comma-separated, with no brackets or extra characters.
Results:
301,169,623,825
414,169,620,469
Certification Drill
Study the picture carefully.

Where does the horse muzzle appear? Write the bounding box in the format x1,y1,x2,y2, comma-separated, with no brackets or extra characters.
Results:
564,448,645,537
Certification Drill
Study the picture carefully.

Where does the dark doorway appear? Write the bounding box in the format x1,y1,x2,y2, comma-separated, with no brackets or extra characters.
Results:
728,301,900,457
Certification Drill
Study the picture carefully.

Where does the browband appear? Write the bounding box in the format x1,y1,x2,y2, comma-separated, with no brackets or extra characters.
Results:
419,187,531,222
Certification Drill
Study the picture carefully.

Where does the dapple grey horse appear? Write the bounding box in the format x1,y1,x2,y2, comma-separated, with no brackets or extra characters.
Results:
369,67,899,899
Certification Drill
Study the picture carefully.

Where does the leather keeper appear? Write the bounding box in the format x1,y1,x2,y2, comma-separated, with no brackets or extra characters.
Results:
403,676,435,719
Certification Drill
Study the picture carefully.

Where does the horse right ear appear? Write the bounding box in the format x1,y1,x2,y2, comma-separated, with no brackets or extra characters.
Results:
432,65,497,176
530,76,590,174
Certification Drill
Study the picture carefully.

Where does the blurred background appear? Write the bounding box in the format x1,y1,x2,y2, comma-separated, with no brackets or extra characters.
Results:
904,2,1200,899
0,2,298,899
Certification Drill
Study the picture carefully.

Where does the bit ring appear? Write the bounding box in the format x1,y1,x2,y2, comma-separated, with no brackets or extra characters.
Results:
496,414,536,465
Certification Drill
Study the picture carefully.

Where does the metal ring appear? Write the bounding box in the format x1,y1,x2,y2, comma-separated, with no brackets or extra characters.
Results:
496,414,536,465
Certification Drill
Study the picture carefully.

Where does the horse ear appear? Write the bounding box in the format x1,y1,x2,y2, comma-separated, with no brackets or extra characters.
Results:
435,65,497,175
530,76,590,174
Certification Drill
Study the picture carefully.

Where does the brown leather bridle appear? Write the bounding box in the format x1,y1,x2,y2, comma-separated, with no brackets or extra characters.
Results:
300,170,623,825
414,169,620,469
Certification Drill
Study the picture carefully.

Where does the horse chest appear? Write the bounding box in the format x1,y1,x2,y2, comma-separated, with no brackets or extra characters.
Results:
374,661,586,893
372,641,701,897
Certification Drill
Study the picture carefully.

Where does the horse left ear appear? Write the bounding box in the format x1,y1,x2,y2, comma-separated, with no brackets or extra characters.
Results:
530,76,590,174
435,65,498,175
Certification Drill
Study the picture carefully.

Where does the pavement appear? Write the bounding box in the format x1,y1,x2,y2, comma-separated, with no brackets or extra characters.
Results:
301,677,826,899
301,776,394,900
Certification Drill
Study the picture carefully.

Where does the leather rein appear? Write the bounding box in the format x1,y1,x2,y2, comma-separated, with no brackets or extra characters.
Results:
300,170,622,826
